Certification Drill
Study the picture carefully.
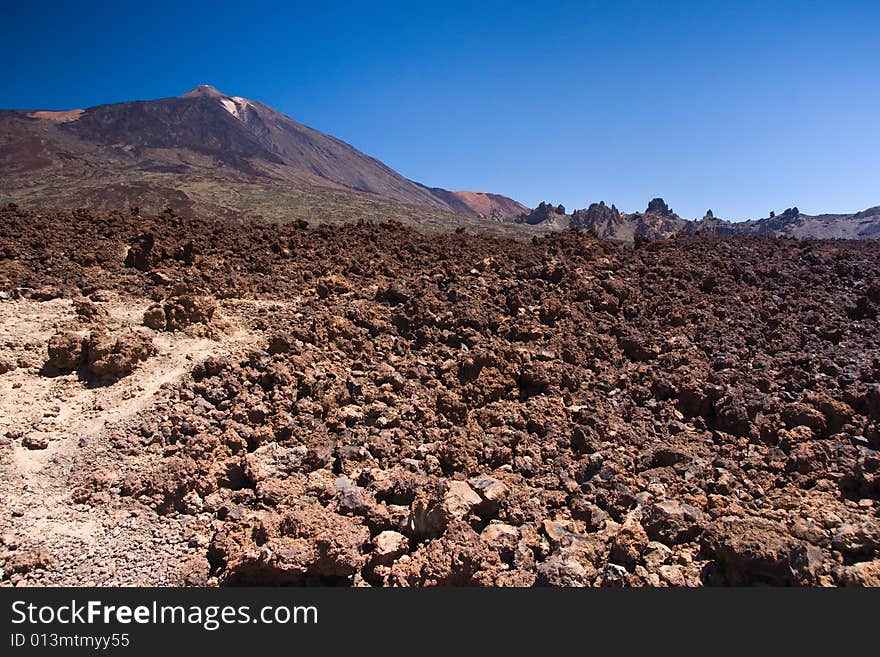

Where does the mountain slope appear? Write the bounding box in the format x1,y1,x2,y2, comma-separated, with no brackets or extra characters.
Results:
0,85,526,224
418,185,529,219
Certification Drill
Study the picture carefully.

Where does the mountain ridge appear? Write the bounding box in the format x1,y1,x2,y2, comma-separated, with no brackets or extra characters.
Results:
515,198,880,241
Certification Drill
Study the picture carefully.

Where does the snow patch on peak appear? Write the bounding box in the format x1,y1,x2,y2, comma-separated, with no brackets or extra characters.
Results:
218,96,251,121
219,98,238,118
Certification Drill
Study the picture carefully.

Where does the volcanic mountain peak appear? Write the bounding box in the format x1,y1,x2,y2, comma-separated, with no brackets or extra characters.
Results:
0,86,528,223
180,84,252,120
181,84,227,99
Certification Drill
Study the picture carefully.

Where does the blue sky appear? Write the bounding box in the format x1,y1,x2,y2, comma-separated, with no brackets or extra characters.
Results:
2,0,878,220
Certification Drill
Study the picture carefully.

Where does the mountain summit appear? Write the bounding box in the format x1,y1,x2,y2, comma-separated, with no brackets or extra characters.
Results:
180,85,253,121
0,86,527,224
180,84,227,99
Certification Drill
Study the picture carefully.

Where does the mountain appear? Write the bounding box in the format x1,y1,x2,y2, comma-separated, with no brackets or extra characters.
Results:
3,85,874,240
697,206,880,239
0,85,527,227
515,198,880,241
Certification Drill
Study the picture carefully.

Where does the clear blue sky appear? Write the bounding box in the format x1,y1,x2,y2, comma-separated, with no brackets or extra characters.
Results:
3,0,878,220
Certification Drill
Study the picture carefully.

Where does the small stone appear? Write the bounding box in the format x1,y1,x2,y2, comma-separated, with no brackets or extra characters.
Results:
181,491,204,514
600,563,629,587
704,516,801,585
339,405,365,424
789,544,825,584
536,552,590,587
467,476,508,517
643,541,673,569
142,305,166,330
0,355,15,374
46,332,85,370
408,481,482,538
371,531,409,566
481,522,519,559
658,564,687,587
84,330,156,381
22,433,50,450
31,286,61,301
334,477,373,515
570,498,608,530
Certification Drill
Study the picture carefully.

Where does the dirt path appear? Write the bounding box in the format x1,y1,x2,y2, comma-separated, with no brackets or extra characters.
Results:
0,296,275,585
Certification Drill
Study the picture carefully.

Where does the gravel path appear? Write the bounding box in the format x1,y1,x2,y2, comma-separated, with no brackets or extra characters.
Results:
0,297,266,586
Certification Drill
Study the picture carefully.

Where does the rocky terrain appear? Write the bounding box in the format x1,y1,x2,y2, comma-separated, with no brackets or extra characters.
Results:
518,199,880,242
724,206,880,240
0,203,878,587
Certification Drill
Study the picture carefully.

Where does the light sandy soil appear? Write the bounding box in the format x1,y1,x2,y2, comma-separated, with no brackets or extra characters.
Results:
27,109,85,123
0,295,272,585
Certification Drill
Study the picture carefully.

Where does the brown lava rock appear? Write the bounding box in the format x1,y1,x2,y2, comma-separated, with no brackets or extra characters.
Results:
85,330,156,381
144,284,216,331
2,205,879,587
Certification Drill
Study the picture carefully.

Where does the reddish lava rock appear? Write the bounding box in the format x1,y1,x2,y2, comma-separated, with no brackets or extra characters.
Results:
2,204,879,586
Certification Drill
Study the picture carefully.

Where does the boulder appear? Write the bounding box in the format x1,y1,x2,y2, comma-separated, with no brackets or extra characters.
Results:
643,500,705,545
85,330,156,381
536,552,591,587
22,432,50,450
609,511,648,569
144,284,216,331
467,476,508,518
704,516,804,585
408,480,481,538
46,332,85,370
